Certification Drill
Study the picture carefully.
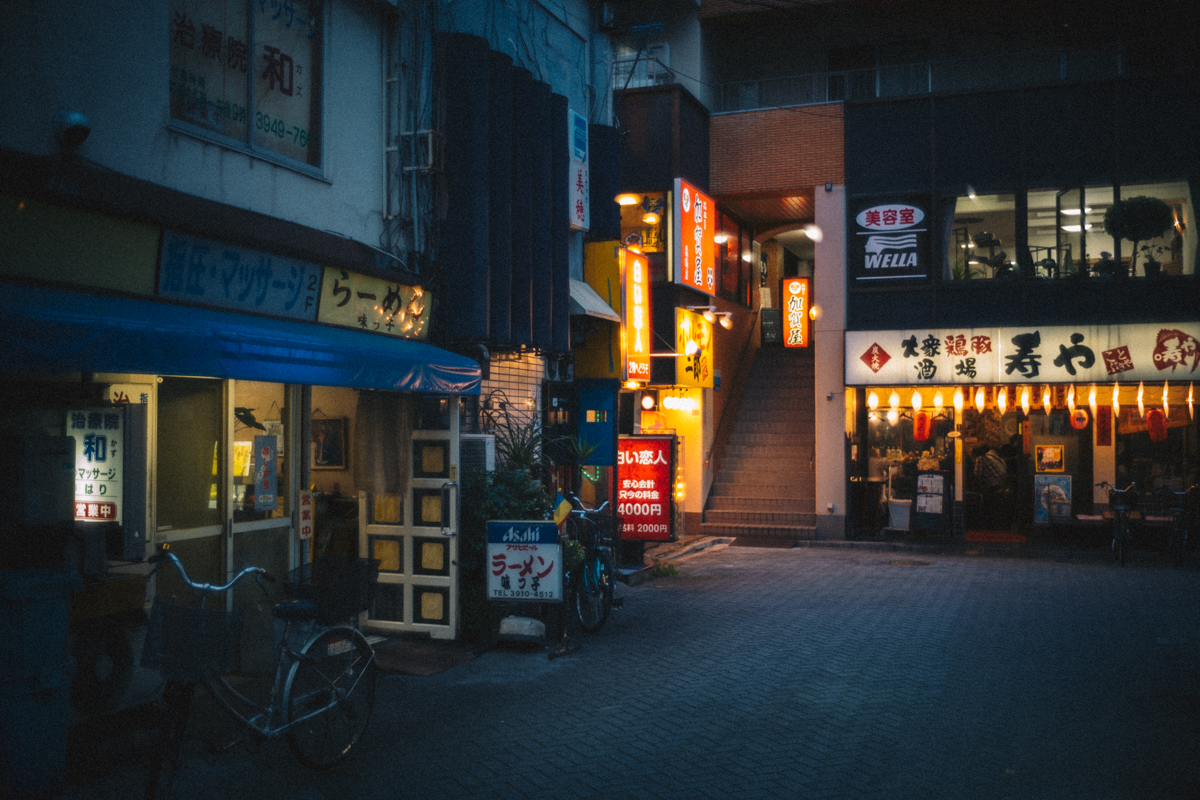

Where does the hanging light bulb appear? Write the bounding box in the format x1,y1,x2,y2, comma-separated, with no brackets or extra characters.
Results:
1021,386,1031,416
1163,381,1170,418
867,391,879,410
1042,385,1052,412
911,390,923,412
1189,382,1195,420
1137,381,1145,418
1088,385,1097,418
1067,385,1076,414
953,388,964,413
997,388,1007,414
887,408,899,425
975,387,985,413
1112,382,1120,418
934,390,945,412
889,390,900,411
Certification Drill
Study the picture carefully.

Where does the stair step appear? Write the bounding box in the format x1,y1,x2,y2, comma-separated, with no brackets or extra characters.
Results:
713,468,811,485
726,433,814,447
719,455,812,472
698,522,817,540
709,482,813,500
705,496,812,513
702,509,816,526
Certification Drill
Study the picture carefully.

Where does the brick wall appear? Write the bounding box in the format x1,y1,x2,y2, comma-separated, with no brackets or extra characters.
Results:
710,105,844,195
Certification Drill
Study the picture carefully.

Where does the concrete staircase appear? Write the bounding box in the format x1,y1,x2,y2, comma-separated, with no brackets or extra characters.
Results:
700,346,816,546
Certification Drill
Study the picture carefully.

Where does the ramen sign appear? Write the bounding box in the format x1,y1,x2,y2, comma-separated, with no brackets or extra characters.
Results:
850,195,929,283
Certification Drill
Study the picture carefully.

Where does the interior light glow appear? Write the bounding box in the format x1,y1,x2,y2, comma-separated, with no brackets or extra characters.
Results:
1021,386,1031,416
997,388,1007,414
1061,224,1093,232
684,339,698,356
641,394,656,410
802,223,824,242
615,193,639,206
1189,382,1194,419
1163,381,1170,417
975,387,985,413
889,391,900,411
911,390,922,412
934,390,944,411
953,388,964,413
1138,381,1145,418
1067,385,1075,413
714,233,729,244
1088,385,1097,418
867,391,879,410
642,212,660,225
887,408,899,425
1042,385,1052,411
1113,382,1120,417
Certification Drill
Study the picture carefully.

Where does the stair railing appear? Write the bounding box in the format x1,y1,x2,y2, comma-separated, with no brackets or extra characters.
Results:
704,308,762,499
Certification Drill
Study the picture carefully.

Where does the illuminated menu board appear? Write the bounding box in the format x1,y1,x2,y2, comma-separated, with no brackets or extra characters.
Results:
673,178,716,295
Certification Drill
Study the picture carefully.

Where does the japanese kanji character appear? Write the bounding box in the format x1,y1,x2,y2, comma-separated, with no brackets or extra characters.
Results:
945,334,968,357
955,358,977,379
1052,333,1096,376
901,335,919,358
920,334,941,358
228,37,249,73
914,358,937,380
971,335,992,355
261,46,294,96
200,24,223,59
1004,331,1042,378
172,11,195,48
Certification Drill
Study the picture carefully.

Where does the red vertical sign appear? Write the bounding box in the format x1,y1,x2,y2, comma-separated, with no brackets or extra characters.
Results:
623,247,651,383
674,178,716,295
782,277,810,347
617,436,673,541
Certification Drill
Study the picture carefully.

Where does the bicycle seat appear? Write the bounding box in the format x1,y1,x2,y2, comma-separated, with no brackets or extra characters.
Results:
272,599,318,622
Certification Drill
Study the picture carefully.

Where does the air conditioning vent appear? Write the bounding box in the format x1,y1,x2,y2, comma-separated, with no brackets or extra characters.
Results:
461,434,495,475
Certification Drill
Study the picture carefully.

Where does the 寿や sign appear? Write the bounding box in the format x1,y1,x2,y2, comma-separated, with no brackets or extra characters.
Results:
850,195,929,283
487,521,563,602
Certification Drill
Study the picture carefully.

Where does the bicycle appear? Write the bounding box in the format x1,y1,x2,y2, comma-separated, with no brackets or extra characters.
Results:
563,493,622,633
1156,485,1197,566
1097,482,1138,566
141,547,378,799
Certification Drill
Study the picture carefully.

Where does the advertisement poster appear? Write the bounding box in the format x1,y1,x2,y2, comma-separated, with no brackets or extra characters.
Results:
487,521,563,602
617,436,673,541
68,408,124,524
849,195,929,283
673,178,716,295
1034,475,1072,523
253,435,279,512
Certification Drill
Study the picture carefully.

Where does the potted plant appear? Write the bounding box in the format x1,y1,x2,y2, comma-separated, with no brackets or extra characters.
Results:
1103,196,1174,277
1140,243,1169,278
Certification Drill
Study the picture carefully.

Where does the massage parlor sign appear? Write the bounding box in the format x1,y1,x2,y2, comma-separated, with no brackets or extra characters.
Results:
850,194,930,283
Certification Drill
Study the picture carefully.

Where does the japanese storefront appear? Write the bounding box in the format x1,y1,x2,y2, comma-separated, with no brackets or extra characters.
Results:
846,323,1200,536
0,198,479,715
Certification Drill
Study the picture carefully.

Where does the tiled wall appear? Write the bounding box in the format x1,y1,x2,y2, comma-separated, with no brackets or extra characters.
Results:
478,352,546,431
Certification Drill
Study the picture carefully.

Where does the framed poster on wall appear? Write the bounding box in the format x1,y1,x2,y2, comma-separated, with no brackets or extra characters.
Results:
311,417,347,470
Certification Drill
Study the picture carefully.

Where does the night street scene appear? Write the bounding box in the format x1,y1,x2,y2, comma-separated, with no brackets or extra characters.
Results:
2,1,1200,798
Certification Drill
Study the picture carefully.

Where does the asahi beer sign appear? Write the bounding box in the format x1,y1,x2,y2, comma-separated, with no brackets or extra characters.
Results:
851,196,928,282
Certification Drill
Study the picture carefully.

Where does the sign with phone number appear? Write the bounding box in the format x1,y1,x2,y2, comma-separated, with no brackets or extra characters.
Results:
617,436,673,541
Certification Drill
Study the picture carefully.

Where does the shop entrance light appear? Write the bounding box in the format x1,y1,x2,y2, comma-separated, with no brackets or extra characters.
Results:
615,193,640,206
997,387,1007,415
1042,385,1052,412
867,391,879,410
933,390,944,412
911,390,922,413
1088,385,1097,419
686,304,732,329
1189,382,1194,419
953,388,964,414
1066,385,1075,414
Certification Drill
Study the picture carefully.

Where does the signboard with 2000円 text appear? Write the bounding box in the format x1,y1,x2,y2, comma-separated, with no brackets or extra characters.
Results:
487,521,563,602
618,436,674,542
849,195,928,283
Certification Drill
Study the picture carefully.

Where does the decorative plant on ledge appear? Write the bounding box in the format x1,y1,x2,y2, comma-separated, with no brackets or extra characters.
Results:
1103,196,1174,276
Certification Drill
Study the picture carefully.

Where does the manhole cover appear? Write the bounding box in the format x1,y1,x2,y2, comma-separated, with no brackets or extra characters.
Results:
881,559,932,567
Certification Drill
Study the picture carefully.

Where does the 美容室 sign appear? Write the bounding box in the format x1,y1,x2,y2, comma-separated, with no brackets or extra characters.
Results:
849,195,929,283
568,109,590,231
673,178,716,295
68,408,124,524
487,521,563,602
617,436,673,541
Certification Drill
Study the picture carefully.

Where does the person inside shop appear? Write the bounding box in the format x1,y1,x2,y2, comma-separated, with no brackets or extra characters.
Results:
973,444,1010,526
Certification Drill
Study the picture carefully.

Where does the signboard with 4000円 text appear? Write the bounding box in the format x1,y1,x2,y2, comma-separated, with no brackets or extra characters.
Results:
849,195,928,283
618,436,673,542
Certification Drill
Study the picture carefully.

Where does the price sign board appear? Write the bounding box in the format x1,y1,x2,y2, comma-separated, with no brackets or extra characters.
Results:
617,436,673,541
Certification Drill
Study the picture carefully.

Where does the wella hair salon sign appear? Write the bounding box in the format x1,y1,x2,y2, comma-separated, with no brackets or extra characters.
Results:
850,195,929,283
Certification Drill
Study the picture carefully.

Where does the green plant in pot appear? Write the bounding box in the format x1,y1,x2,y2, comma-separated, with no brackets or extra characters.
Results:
1103,196,1174,277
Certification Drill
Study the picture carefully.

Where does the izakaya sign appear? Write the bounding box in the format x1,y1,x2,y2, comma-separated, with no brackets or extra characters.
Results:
850,195,928,283
673,178,716,295
623,247,651,383
617,436,673,542
676,308,714,388
847,323,1200,385
782,277,810,348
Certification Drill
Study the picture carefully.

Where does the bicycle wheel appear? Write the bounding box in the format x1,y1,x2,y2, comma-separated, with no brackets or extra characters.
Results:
283,627,376,769
571,550,611,633
144,681,193,800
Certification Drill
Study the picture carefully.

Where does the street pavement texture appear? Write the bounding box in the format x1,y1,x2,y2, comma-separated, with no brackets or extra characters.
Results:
65,546,1200,799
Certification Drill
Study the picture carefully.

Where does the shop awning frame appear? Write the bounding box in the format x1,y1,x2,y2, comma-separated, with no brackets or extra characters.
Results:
0,281,480,395
569,279,621,322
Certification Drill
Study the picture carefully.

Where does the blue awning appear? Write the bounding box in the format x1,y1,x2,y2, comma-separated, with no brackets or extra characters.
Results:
0,281,480,395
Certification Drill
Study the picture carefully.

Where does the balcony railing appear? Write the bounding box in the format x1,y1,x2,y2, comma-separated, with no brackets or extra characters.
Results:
711,40,1187,113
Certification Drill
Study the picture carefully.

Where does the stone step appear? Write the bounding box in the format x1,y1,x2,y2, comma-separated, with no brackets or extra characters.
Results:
705,495,813,513
702,509,817,527
697,522,817,541
719,454,812,472
713,468,811,486
724,435,814,451
708,481,813,500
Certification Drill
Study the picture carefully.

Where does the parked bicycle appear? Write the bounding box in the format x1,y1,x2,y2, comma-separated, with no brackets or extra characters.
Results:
1156,485,1197,566
562,492,622,633
1097,481,1138,566
142,547,378,799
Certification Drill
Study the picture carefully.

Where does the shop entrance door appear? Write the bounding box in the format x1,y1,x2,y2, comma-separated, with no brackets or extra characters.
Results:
360,395,461,640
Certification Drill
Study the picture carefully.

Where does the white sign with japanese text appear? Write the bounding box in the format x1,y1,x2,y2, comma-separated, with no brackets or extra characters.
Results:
568,109,589,231
486,521,563,602
67,408,124,524
846,323,1200,385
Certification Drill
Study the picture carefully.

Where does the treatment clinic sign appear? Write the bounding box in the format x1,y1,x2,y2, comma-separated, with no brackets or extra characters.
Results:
850,195,929,283
673,178,717,295
617,436,673,542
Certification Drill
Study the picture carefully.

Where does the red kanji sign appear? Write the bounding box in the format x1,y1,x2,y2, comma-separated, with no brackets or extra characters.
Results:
860,343,891,373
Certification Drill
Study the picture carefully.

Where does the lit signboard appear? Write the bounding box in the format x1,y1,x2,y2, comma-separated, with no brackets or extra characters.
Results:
623,247,651,383
68,408,124,524
675,308,714,388
782,277,810,348
617,436,673,542
673,178,716,295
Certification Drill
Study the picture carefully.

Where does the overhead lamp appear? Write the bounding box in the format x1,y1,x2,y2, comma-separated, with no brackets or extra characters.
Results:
933,390,944,411
803,223,824,242
975,387,985,413
867,391,879,410
1042,385,1052,411
911,390,922,413
1137,381,1145,418
1021,386,1031,416
967,186,977,199
625,380,641,389
642,211,660,225
718,314,732,329
615,193,640,206
1163,381,1170,417
889,390,900,411
953,388,964,413
686,305,730,328
1112,382,1120,417
1061,224,1093,232
997,387,1007,414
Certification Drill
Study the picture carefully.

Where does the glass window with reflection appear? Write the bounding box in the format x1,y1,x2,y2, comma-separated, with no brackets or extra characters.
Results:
943,193,1016,279
1107,181,1195,277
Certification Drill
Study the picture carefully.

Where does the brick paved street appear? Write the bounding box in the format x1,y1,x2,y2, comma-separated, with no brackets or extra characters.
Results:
66,546,1200,799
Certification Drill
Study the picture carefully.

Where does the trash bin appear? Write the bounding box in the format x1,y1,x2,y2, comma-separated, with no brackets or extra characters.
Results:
0,570,83,798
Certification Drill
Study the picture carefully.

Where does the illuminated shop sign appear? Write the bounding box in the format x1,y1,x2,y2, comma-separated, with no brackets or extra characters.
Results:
673,177,716,295
623,247,651,383
617,436,673,542
849,195,929,283
782,277,810,348
846,323,1200,385
486,521,563,601
675,308,714,388
318,269,431,340
68,407,124,524
568,109,589,231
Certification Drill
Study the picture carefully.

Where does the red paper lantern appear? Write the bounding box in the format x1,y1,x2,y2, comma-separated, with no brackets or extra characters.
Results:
1070,408,1089,430
913,410,931,441
1146,408,1168,442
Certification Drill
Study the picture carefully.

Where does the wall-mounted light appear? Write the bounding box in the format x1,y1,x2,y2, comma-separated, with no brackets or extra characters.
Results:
933,390,944,412
625,380,641,390
803,223,824,243
1163,381,1170,417
967,185,977,200
911,390,922,413
642,211,660,225
641,392,658,411
742,252,753,262
997,387,1008,415
615,193,640,206
1189,382,1194,419
1042,385,1052,412
1088,385,1097,419
1066,384,1075,414
808,304,821,321
889,390,900,412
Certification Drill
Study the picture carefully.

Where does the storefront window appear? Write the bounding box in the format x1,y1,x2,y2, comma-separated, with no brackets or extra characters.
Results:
232,380,288,523
618,192,666,253
943,193,1017,279
1115,383,1200,492
1108,181,1195,277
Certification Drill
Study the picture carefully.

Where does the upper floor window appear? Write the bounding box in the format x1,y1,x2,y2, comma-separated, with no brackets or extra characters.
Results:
169,1,324,170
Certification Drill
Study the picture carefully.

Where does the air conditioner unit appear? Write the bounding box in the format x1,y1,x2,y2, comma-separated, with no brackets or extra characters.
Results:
460,434,496,474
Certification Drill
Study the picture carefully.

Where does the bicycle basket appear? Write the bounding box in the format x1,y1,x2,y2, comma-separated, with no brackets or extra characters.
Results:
576,514,622,548
283,556,380,624
141,599,243,682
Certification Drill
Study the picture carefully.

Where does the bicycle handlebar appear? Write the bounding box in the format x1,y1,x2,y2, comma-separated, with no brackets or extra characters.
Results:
150,547,273,595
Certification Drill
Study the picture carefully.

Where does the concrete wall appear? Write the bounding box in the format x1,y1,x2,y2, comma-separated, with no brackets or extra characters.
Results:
0,2,389,249
813,185,847,539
